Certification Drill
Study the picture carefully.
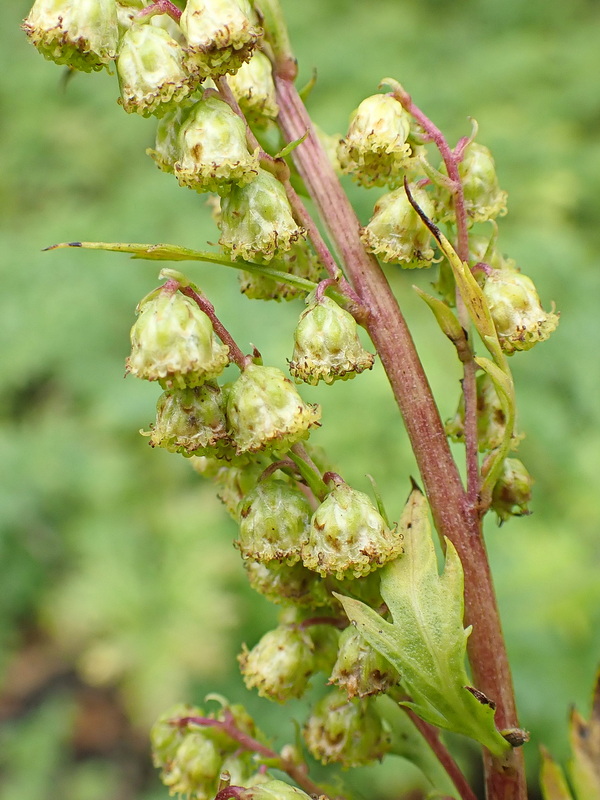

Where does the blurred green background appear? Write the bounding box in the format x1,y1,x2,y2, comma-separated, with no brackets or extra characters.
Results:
2,0,599,798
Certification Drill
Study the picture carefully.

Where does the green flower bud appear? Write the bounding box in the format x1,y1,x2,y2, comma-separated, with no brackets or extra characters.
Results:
239,241,323,302
22,0,119,72
237,477,311,564
227,50,279,125
126,287,230,389
219,169,305,262
117,22,195,117
445,372,523,453
163,732,223,798
180,0,261,80
239,625,315,703
243,780,314,800
491,457,533,523
174,95,260,193
151,703,200,769
483,269,559,354
303,688,390,766
437,142,508,223
337,93,413,188
192,457,266,519
307,624,341,675
360,184,435,267
244,559,330,607
147,103,190,174
146,382,229,455
329,626,399,698
289,295,375,385
227,364,321,454
301,481,402,580
469,234,516,272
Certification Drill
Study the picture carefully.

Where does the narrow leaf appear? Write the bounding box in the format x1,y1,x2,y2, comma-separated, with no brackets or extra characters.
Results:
413,287,468,358
540,747,574,800
569,671,600,800
337,488,509,755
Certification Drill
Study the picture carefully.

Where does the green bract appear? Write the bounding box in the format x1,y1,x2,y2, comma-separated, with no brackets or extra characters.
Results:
303,688,390,766
180,0,262,79
239,625,316,703
237,477,312,564
219,169,305,261
174,95,260,192
361,184,435,267
483,269,559,354
301,481,402,580
289,295,375,385
338,93,413,187
126,288,230,389
22,0,119,72
117,22,195,117
226,364,321,454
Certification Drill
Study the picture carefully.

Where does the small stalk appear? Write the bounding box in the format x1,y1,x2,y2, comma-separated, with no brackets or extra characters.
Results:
179,285,248,369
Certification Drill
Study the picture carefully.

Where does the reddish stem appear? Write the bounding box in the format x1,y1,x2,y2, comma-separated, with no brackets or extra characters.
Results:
138,0,182,22
273,75,526,800
179,285,247,369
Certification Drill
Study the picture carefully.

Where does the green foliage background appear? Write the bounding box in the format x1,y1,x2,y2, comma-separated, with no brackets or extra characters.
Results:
1,0,599,797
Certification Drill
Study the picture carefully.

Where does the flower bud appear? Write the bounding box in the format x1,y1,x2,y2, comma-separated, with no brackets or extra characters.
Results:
483,270,559,354
303,688,390,766
289,295,375,385
219,169,305,262
338,93,414,188
244,559,330,607
437,142,507,223
126,287,230,389
146,382,229,455
174,95,260,193
301,481,402,580
227,364,321,454
491,457,533,523
180,0,261,80
237,477,311,564
239,241,323,302
329,626,399,698
469,234,516,272
227,50,279,125
151,703,200,769
360,184,435,267
243,780,314,800
117,22,195,117
192,457,266,519
147,104,189,174
162,732,223,799
446,372,520,453
239,625,315,703
22,0,119,72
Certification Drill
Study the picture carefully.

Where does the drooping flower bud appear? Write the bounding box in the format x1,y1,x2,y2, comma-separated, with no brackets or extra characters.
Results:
22,0,119,72
491,457,534,523
483,270,559,354
238,241,323,302
180,0,262,80
244,558,330,607
236,477,311,564
289,295,375,385
126,286,230,389
437,142,508,223
243,780,314,800
117,22,195,117
360,184,435,267
445,372,521,453
227,50,279,125
238,625,315,703
301,481,402,580
219,169,305,262
147,104,189,174
151,703,199,769
329,626,399,698
162,731,223,799
146,382,229,455
192,457,266,519
303,688,390,766
227,364,321,454
174,95,260,193
338,93,414,187
468,234,516,272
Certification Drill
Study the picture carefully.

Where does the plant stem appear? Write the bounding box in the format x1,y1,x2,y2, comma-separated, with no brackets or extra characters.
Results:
273,75,526,800
180,285,247,369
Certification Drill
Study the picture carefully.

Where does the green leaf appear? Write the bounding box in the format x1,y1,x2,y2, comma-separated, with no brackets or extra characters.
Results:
336,487,509,756
569,671,600,800
43,241,317,293
540,747,574,800
413,287,469,360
